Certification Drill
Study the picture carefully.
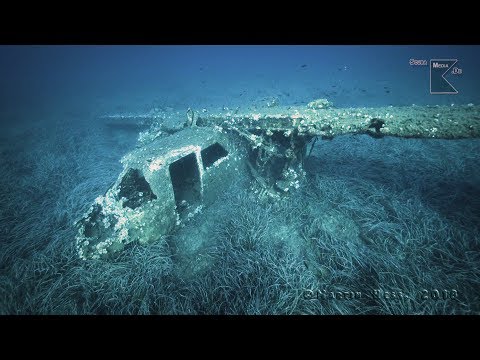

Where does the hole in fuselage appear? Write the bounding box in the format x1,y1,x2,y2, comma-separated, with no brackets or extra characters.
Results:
169,152,202,215
118,168,157,209
201,142,228,169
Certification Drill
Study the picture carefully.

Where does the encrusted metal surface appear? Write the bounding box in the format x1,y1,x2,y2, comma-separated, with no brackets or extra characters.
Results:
76,99,480,259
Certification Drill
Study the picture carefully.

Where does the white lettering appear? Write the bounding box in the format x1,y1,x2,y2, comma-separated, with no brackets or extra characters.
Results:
409,58,427,66
432,62,449,68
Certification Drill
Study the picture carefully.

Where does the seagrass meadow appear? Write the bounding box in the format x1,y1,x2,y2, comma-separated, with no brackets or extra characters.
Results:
1,45,479,314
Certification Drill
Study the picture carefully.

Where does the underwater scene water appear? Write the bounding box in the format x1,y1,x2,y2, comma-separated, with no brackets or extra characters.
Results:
0,45,479,315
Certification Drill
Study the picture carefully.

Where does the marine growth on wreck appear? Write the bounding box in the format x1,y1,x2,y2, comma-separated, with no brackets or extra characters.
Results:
75,99,480,260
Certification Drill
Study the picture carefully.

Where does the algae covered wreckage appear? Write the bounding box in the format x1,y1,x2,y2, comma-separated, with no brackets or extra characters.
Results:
75,99,480,260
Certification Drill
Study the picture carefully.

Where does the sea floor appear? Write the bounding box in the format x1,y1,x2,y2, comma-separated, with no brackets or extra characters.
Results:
1,103,479,314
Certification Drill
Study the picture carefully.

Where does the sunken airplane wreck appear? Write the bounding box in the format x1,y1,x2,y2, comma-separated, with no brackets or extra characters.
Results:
75,99,480,260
